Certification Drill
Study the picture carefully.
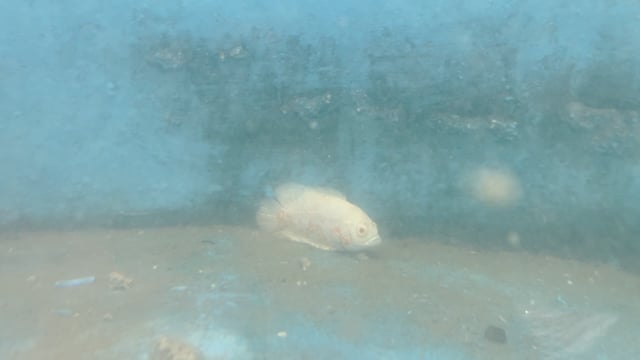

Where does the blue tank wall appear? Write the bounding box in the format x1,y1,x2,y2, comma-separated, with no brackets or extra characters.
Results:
1,1,639,262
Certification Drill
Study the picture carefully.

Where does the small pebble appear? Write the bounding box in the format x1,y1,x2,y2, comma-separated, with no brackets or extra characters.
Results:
299,257,311,271
108,271,134,291
484,325,507,344
153,336,201,360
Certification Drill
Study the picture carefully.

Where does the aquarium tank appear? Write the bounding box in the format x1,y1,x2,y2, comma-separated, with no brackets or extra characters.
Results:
1,1,639,359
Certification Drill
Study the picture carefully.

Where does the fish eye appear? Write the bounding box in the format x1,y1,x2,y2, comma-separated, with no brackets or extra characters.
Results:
357,225,367,236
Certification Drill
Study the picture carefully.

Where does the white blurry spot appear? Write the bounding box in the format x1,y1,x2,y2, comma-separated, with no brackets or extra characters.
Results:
229,45,247,59
507,231,521,247
277,331,287,338
469,167,522,207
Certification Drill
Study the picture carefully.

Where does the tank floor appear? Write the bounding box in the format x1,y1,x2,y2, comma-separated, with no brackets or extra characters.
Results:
1,226,638,359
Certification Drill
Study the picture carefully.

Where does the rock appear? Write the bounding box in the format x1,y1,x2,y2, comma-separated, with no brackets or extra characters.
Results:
484,325,507,344
108,271,134,290
151,336,201,360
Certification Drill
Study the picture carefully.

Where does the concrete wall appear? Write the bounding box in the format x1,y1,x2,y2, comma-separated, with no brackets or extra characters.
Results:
2,1,639,263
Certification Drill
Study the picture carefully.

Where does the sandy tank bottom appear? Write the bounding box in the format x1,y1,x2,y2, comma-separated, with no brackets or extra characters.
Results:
0,225,638,359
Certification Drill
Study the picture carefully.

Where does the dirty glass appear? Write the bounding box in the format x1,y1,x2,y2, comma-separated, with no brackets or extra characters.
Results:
1,1,638,359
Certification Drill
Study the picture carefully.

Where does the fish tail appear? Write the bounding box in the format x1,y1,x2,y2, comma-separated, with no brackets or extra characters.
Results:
256,198,284,232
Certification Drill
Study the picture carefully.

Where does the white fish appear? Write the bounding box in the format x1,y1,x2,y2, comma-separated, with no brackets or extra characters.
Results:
256,183,381,251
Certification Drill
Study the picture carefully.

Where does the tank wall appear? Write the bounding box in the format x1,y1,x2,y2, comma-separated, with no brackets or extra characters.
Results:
2,1,639,259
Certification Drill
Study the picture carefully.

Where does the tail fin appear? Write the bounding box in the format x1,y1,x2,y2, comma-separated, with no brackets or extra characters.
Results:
256,198,284,232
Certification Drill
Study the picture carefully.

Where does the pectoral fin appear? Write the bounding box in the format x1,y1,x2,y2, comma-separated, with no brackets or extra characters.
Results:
280,230,336,251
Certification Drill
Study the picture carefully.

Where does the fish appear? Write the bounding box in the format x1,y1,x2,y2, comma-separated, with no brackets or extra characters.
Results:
256,183,381,251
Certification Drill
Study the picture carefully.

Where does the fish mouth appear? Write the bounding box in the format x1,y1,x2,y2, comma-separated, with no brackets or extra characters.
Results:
366,235,382,246
345,235,381,251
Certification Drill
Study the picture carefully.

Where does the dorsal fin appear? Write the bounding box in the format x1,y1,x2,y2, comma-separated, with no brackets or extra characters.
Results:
275,183,307,203
275,183,346,202
310,185,346,199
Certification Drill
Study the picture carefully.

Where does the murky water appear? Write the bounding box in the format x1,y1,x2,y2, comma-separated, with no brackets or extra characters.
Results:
3,1,640,359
